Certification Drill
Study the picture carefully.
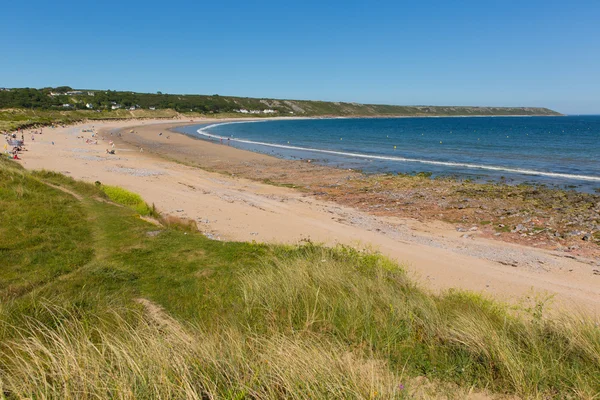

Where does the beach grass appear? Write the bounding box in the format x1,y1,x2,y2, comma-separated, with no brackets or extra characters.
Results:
0,156,598,399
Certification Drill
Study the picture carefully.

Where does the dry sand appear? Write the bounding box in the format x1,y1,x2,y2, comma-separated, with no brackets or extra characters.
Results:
16,118,600,315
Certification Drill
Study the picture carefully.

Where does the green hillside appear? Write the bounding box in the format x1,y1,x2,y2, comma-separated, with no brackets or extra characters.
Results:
0,86,561,131
0,156,598,398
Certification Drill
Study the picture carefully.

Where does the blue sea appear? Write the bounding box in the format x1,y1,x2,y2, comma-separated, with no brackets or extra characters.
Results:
175,116,600,192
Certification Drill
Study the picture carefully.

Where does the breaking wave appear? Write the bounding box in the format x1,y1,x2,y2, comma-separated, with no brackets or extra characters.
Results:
198,122,600,183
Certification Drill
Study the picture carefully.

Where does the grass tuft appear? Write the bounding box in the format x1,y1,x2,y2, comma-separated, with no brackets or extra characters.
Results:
100,185,154,216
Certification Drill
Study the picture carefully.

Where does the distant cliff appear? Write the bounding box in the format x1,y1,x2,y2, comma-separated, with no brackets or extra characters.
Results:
0,87,562,117
255,100,562,116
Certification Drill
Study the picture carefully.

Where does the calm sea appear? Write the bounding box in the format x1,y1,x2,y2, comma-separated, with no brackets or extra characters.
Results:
175,116,600,192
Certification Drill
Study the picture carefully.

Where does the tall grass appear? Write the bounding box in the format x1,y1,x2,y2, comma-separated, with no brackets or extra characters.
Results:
239,245,600,398
0,304,407,399
1,157,599,398
1,247,598,398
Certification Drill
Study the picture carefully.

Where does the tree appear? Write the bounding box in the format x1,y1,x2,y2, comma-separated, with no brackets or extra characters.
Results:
53,86,72,93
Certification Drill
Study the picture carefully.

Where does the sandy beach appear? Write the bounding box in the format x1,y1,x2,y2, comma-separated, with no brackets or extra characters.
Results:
15,118,600,315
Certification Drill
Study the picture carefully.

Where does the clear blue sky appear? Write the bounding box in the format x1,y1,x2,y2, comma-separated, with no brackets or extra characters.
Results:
2,0,599,114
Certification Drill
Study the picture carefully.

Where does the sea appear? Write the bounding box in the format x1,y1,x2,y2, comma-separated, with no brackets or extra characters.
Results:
174,116,600,193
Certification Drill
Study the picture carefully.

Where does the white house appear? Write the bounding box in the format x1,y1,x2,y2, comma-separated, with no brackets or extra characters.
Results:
86,103,94,109
111,104,121,110
262,109,276,114
129,106,136,111
62,104,72,108
238,109,249,114
149,106,156,110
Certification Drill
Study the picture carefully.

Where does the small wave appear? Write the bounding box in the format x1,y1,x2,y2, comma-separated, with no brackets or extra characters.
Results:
198,123,600,183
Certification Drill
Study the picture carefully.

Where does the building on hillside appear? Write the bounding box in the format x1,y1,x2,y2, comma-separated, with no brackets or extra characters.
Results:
111,104,121,110
86,103,94,109
62,104,73,108
87,92,95,96
149,106,156,110
66,91,83,95
263,109,276,114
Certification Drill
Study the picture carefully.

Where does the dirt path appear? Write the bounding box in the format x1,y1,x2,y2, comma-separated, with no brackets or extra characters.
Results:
17,119,600,315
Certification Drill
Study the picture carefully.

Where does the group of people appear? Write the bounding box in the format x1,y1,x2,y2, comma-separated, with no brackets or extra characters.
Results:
3,130,29,160
3,124,147,161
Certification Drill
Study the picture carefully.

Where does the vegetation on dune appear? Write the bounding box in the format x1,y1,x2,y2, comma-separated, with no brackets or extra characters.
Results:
100,185,155,216
0,164,94,301
0,156,598,399
0,107,182,131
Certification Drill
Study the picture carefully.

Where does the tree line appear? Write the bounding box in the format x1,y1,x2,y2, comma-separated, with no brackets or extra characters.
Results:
0,87,278,113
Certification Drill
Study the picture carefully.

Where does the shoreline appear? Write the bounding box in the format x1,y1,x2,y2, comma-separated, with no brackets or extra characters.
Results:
13,118,600,314
145,121,600,258
184,119,600,188
2,111,566,131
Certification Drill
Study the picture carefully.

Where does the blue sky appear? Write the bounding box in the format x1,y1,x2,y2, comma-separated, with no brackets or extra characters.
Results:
2,0,599,114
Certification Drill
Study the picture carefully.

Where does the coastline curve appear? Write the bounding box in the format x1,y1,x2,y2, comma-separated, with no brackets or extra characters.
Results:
197,121,600,183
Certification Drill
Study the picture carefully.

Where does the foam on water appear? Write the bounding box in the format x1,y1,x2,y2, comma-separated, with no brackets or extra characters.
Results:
197,122,600,183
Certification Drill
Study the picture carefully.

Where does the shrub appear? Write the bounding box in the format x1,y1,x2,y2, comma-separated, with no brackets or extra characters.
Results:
100,185,153,216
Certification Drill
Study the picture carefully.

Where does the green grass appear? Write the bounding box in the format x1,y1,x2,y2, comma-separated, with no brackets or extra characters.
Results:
0,157,598,399
0,160,94,301
100,185,154,216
